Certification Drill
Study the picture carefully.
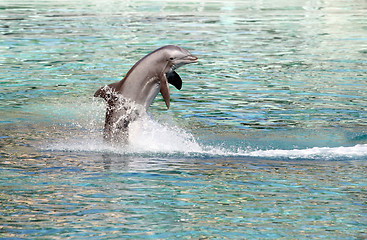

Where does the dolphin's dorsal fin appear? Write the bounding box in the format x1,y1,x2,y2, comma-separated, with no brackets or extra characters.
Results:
166,71,182,90
94,81,120,102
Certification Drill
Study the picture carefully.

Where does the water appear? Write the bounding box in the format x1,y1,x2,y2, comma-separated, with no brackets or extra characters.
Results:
1,0,367,238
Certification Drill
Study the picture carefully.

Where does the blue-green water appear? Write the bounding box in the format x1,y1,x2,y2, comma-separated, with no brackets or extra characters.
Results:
1,0,367,239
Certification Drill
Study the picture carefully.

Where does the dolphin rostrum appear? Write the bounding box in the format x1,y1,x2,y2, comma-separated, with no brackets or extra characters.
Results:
94,45,198,143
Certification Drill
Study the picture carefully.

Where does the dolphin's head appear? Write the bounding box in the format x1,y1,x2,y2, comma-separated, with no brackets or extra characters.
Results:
148,45,198,109
160,45,198,71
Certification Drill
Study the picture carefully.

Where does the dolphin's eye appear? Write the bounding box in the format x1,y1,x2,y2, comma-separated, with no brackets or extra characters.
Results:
169,57,174,60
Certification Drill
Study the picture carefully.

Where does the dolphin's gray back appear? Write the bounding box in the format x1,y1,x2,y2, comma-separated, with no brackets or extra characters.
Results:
117,53,163,109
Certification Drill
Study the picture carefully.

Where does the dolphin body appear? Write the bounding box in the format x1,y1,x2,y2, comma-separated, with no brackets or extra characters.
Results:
94,45,198,143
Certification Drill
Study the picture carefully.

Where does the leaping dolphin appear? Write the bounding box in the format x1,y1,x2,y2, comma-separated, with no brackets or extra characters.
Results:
94,45,198,144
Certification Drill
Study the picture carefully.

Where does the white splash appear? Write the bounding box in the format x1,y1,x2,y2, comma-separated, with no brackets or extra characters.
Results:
128,116,202,154
46,115,367,160
246,144,367,159
46,115,203,155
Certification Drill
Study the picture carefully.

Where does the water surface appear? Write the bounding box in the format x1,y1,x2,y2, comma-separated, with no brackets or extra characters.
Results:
1,0,367,239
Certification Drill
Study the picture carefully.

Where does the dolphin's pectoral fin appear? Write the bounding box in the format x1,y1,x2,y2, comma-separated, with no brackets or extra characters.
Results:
166,71,182,90
94,82,120,102
160,74,170,109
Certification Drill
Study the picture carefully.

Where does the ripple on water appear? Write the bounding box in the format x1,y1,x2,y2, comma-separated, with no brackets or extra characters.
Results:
1,0,367,239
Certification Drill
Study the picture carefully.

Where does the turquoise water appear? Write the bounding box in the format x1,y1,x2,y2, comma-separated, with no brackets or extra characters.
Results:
1,0,367,238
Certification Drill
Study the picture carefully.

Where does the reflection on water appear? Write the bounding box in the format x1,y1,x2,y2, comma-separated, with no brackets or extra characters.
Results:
1,0,367,239
1,152,367,238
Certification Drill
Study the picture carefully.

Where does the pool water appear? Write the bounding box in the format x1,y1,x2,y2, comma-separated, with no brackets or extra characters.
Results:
1,0,367,239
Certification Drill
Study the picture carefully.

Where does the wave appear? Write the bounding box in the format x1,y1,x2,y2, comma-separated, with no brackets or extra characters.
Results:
45,116,367,160
244,144,367,160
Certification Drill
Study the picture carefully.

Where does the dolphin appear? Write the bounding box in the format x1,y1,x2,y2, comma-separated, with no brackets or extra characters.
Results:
94,45,198,143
